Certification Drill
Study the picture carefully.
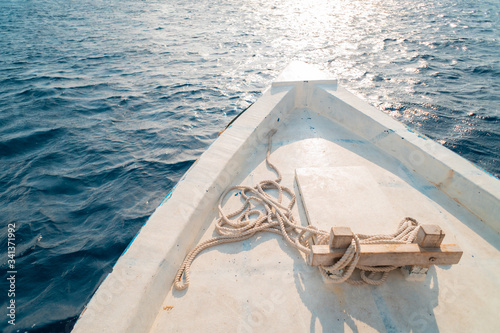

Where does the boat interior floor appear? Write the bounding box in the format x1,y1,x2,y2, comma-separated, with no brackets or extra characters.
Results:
150,107,500,332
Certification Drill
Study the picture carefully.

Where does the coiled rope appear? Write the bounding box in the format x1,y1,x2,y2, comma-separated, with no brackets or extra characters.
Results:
174,133,420,290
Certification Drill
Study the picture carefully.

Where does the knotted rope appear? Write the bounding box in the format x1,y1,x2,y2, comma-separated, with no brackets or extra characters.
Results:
318,217,420,285
174,133,420,290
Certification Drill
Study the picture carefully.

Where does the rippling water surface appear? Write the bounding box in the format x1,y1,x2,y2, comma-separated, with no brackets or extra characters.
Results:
0,0,498,331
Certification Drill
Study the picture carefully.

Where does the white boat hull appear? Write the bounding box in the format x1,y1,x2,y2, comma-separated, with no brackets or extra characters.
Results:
73,62,500,332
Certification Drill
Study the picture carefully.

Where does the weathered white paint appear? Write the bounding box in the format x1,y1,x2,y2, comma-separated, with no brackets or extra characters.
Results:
73,62,500,333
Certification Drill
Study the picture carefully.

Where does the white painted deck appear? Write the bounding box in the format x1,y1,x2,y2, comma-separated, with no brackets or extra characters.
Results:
73,62,500,333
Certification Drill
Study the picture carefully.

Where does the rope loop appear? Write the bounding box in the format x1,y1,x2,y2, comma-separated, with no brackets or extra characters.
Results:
173,133,421,290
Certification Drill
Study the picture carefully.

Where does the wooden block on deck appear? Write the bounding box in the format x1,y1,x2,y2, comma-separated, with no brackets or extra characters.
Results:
404,224,445,279
416,224,445,247
307,243,462,267
329,227,353,249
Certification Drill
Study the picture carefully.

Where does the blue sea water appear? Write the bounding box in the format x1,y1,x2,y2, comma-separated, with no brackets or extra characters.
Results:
0,0,498,331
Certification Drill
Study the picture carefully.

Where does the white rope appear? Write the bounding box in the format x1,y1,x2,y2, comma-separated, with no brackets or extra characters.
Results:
174,133,420,290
